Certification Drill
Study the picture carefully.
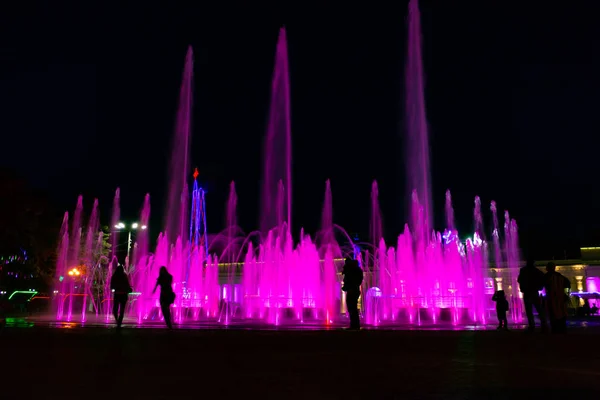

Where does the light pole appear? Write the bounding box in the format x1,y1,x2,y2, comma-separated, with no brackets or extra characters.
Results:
114,222,147,264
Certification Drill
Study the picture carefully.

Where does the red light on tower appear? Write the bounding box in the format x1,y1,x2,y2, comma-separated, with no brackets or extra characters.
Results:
193,168,199,180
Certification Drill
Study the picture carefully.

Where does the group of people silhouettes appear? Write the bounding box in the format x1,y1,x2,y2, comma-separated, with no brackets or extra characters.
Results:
110,257,365,330
110,256,571,332
110,265,175,329
493,260,572,333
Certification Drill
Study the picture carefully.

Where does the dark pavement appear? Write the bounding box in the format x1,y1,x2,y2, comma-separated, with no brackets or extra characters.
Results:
1,324,599,399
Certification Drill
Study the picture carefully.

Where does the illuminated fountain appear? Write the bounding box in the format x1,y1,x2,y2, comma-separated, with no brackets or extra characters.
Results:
54,197,102,322
53,5,524,328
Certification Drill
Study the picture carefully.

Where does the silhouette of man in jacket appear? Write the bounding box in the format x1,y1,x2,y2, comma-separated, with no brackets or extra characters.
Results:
342,257,363,330
518,259,547,332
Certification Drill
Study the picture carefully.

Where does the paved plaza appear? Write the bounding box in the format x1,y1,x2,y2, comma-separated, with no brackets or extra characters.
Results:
1,319,599,399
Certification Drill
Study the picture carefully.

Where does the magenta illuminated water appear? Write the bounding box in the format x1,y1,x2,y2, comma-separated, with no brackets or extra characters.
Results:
54,197,101,322
54,194,514,327
105,188,120,321
260,27,292,235
164,46,193,244
405,0,432,238
54,13,525,328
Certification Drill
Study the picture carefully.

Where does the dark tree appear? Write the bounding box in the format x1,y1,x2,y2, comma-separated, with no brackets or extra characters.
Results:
0,168,60,289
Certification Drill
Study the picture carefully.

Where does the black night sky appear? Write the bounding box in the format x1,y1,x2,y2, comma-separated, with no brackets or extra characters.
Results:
1,2,599,260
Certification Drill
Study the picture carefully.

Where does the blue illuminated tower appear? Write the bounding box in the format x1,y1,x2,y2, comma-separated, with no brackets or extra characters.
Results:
187,168,209,282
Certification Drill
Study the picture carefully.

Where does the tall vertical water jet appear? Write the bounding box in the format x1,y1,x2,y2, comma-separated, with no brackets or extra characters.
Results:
55,212,69,320
220,181,238,324
106,188,120,320
319,180,335,253
370,181,383,248
504,214,523,323
260,27,292,235
490,201,503,273
445,190,455,231
225,182,238,256
84,200,100,262
470,197,488,324
137,194,151,266
319,180,337,323
81,199,99,322
473,197,485,240
405,0,432,238
67,196,84,321
164,46,193,244
134,194,151,321
70,196,84,269
109,188,121,262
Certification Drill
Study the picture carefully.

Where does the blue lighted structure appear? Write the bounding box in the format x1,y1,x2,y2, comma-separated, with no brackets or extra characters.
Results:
186,168,209,283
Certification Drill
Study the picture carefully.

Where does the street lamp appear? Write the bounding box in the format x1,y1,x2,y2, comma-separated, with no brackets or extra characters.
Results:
114,222,148,263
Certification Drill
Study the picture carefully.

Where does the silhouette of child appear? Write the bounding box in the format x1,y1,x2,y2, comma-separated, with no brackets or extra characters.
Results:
492,290,509,330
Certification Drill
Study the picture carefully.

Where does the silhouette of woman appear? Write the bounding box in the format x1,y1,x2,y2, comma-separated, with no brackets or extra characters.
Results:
110,265,132,329
153,266,175,329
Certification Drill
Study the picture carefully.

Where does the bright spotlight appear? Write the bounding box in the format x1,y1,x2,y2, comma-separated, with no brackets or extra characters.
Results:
141,225,147,230
132,223,139,229
68,267,82,277
117,222,125,229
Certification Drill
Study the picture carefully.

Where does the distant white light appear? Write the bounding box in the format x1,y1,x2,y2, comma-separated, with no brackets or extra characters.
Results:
132,223,139,229
141,225,147,230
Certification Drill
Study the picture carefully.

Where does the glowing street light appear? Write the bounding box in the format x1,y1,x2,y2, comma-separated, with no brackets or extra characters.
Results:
114,222,147,263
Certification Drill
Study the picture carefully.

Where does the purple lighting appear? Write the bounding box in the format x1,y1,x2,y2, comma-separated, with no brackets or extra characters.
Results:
405,0,432,239
53,13,524,329
260,27,292,236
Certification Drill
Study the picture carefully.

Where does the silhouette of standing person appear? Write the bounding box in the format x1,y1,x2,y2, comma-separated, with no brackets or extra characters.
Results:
517,259,547,333
544,262,571,334
153,266,175,329
110,265,132,329
581,299,591,317
342,257,363,330
492,290,509,330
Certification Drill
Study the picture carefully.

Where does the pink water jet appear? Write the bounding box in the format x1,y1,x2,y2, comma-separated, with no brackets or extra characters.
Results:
405,0,432,238
260,27,292,235
53,17,525,329
164,46,193,244
54,197,105,323
370,181,383,248
105,188,120,321
54,212,69,320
